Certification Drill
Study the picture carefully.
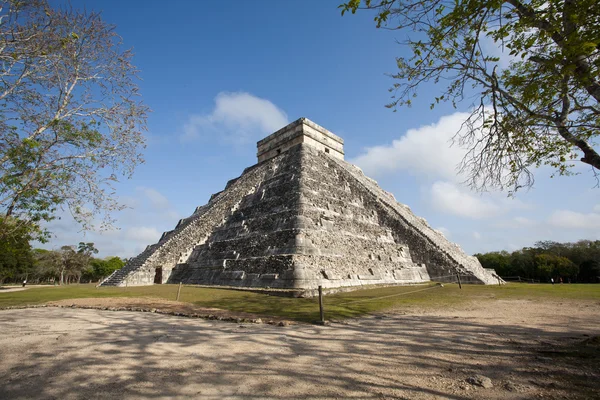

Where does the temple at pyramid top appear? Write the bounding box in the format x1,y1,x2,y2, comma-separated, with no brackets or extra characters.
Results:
257,117,344,162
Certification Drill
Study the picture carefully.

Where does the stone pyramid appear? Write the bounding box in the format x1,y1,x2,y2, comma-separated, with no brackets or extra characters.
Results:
100,118,498,293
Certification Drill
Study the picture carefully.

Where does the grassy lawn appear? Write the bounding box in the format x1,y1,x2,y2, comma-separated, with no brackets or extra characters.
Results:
0,282,598,322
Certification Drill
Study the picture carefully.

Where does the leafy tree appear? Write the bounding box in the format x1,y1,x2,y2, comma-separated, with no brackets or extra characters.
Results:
0,216,33,283
105,256,125,273
57,245,90,284
86,255,123,282
476,239,597,281
553,255,579,279
579,259,600,282
534,241,567,255
74,241,97,282
535,254,556,280
32,247,61,283
77,241,98,262
0,0,148,241
508,248,537,278
535,253,578,280
340,0,600,192
25,245,122,283
474,250,510,275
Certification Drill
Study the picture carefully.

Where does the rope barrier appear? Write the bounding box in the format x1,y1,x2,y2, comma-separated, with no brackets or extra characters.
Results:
431,273,463,280
500,276,540,283
320,272,469,311
340,283,452,306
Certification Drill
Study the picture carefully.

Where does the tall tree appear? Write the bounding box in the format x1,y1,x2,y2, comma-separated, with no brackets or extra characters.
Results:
340,0,600,192
0,0,148,241
77,242,98,258
0,216,33,282
32,247,61,282
58,245,88,284
76,241,97,282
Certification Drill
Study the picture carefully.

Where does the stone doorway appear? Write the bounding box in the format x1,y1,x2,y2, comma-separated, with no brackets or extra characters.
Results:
153,267,163,284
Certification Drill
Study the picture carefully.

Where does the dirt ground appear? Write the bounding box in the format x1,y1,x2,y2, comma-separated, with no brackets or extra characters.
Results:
47,297,294,324
0,297,599,400
0,285,46,293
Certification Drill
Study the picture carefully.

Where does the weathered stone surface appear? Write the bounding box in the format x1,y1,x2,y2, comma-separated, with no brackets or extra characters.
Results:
467,375,494,388
257,118,344,162
99,118,499,293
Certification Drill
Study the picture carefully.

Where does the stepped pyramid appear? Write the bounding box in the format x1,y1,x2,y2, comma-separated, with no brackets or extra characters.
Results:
100,118,498,293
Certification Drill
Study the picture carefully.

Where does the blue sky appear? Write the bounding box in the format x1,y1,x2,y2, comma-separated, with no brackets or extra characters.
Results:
44,0,600,257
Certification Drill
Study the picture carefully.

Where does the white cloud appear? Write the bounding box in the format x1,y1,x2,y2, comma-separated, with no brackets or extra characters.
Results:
137,186,169,209
119,195,140,209
473,231,482,240
126,226,161,242
35,185,182,258
38,215,165,258
181,92,288,143
494,216,537,228
430,181,501,219
350,112,471,181
594,204,600,213
133,186,180,222
479,33,518,70
548,210,600,230
513,216,534,226
430,181,529,219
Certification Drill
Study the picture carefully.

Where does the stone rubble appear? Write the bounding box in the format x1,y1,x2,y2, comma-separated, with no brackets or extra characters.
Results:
467,375,494,389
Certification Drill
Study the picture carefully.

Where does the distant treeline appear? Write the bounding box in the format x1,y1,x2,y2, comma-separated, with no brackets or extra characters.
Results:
475,240,600,283
0,238,125,285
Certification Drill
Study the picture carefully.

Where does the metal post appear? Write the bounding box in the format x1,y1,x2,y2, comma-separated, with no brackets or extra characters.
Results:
456,273,462,289
176,282,182,301
318,285,324,324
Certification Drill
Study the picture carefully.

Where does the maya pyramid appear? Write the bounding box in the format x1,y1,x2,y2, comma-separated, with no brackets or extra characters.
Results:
100,118,498,294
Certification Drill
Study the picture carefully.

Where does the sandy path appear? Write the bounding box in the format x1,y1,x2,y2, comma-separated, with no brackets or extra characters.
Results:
0,285,51,293
0,299,598,399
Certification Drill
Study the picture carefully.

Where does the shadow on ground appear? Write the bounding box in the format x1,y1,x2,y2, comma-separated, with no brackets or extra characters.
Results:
0,306,598,399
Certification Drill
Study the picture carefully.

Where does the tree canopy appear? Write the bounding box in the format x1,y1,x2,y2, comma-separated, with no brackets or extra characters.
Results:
475,239,600,282
340,0,600,192
0,0,148,241
0,216,33,282
0,237,124,284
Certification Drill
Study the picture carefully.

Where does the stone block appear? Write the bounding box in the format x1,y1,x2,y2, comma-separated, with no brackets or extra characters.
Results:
321,270,341,280
222,271,245,280
358,274,381,280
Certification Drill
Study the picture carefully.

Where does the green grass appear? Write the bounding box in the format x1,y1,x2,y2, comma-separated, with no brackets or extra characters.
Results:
0,282,598,322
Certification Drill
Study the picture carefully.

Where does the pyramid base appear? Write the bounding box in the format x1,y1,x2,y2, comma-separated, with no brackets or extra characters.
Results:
161,254,431,297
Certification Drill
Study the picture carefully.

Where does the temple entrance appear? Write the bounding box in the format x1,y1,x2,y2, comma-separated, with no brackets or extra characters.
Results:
153,267,163,284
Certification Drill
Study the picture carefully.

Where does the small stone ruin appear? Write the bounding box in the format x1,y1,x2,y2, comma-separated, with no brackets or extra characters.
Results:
100,118,499,294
